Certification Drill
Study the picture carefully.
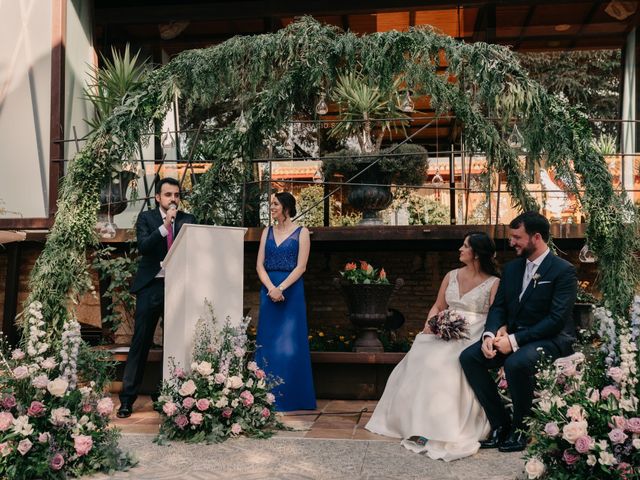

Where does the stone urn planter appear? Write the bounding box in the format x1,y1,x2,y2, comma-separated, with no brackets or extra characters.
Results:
347,168,393,225
334,278,404,352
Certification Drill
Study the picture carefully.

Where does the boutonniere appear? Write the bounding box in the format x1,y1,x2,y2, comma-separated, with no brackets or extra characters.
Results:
532,273,541,288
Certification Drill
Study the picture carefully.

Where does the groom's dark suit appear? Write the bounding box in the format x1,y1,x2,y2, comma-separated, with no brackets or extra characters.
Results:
460,252,577,431
120,207,195,407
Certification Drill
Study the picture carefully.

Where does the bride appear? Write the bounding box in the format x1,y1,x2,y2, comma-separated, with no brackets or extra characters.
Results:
366,232,500,462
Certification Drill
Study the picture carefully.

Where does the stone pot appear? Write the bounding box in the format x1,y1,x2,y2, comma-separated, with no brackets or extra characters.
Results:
98,170,137,222
347,167,393,225
334,278,404,352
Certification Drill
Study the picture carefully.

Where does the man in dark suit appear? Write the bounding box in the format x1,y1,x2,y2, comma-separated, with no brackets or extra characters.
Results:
117,177,196,418
460,211,576,452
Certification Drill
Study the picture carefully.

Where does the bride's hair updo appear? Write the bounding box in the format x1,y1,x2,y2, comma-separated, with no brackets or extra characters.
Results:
466,231,499,277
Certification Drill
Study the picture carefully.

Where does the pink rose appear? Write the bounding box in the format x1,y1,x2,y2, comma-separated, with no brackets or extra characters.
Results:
96,397,114,416
544,422,560,437
610,416,627,430
2,395,16,410
13,366,29,380
222,407,233,419
567,405,586,421
0,412,15,431
50,452,65,471
214,373,226,384
189,411,203,425
562,449,579,465
162,402,178,417
240,391,254,407
608,428,628,444
247,361,258,372
38,432,50,444
182,397,196,409
82,403,93,413
174,414,188,429
234,347,245,358
497,377,508,390
266,393,275,405
0,442,11,457
31,375,49,389
27,401,46,417
196,399,210,411
626,417,640,433
11,349,25,360
616,462,634,480
601,385,621,400
17,439,32,456
261,407,270,419
575,435,594,454
255,369,266,380
73,435,93,456
607,367,624,383
230,423,242,435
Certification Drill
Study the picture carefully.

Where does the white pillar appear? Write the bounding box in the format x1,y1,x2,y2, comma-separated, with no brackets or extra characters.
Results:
621,27,636,196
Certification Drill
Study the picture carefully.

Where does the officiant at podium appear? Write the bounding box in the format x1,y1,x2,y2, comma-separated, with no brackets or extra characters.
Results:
118,177,196,418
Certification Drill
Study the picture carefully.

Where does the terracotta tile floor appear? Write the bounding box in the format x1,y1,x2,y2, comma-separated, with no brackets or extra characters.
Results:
109,395,391,441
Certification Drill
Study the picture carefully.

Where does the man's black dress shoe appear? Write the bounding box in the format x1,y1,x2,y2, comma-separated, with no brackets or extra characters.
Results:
116,404,132,418
499,430,528,452
480,424,510,449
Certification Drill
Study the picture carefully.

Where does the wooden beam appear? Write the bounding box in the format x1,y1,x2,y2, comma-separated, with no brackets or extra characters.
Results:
567,1,600,50
49,0,66,221
513,4,536,51
0,218,53,229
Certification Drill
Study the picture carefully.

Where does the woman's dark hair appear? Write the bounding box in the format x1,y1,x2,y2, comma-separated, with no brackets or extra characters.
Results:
465,231,500,277
275,191,297,218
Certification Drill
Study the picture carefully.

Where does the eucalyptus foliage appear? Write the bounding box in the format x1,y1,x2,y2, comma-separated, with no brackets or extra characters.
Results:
25,18,638,361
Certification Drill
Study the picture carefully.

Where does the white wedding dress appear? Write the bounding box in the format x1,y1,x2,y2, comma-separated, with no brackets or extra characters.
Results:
365,270,498,462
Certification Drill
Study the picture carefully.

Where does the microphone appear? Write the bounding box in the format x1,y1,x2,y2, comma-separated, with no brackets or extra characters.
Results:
168,203,177,223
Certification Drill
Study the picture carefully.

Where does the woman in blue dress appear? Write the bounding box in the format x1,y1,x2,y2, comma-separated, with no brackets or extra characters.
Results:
255,192,316,411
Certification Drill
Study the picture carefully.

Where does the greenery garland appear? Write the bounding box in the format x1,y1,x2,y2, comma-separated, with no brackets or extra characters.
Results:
24,15,637,379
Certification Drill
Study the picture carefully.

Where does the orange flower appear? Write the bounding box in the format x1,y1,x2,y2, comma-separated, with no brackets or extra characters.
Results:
379,268,386,280
359,260,369,270
344,262,357,271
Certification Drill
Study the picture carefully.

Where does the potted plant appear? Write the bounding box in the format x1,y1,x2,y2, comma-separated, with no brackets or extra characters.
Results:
321,73,430,224
333,260,404,352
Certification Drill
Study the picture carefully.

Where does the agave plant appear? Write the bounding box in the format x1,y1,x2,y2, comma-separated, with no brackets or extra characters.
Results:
329,72,408,153
83,44,149,133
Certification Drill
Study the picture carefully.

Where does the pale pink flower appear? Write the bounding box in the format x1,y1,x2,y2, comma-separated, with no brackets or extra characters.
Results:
11,349,25,360
255,369,266,380
1,395,16,409
575,435,594,453
266,393,275,405
96,397,114,416
31,374,49,389
240,390,254,407
196,399,210,411
607,367,625,383
162,402,178,417
82,403,93,413
562,421,589,444
174,414,188,429
617,462,634,480
544,422,560,437
47,378,68,397
40,357,57,370
50,407,71,426
73,435,93,456
189,411,203,425
587,388,600,403
247,361,258,372
0,442,11,457
567,405,586,421
625,417,640,433
608,428,628,444
27,401,46,417
182,397,196,409
13,366,29,380
525,457,545,479
0,412,15,431
50,452,64,470
38,432,50,443
230,423,242,435
174,367,186,379
178,380,197,397
226,376,243,389
610,416,627,430
234,347,245,358
196,361,213,376
261,407,270,418
214,373,226,384
222,407,233,419
562,449,579,465
497,377,508,389
17,438,32,456
601,385,621,400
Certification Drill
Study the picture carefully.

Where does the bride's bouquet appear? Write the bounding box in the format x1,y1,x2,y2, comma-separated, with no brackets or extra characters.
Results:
427,309,469,341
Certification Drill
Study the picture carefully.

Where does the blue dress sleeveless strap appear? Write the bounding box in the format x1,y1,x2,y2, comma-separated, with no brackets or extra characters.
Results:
255,226,316,411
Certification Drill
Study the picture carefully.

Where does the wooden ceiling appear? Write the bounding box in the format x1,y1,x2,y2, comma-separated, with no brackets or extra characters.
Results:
93,0,638,55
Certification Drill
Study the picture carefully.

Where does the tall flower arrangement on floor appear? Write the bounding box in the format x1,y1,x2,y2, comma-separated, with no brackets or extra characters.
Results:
524,297,640,479
0,302,131,480
155,303,281,443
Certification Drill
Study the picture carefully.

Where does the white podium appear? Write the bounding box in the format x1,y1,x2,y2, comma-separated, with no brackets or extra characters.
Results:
162,224,247,379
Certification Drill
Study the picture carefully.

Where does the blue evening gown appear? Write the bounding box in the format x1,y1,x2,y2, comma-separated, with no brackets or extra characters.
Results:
255,226,316,411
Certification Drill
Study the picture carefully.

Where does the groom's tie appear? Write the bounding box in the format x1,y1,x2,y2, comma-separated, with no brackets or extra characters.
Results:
520,261,535,300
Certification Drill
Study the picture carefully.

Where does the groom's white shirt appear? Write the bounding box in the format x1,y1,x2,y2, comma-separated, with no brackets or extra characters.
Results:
483,248,550,352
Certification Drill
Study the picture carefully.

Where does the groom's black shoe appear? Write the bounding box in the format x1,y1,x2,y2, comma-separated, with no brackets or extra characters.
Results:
116,403,132,419
498,430,528,452
480,424,510,449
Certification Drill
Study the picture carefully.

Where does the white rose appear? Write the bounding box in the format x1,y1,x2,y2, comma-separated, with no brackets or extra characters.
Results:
524,457,545,479
586,455,597,466
245,378,254,389
215,396,229,408
562,421,588,444
196,361,213,377
231,399,239,408
226,376,244,390
47,378,68,397
178,379,197,397
632,438,640,449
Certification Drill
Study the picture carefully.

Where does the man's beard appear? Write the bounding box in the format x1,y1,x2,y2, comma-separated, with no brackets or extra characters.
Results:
516,240,536,258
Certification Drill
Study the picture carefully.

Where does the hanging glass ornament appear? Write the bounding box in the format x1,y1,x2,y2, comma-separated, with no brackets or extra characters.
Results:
578,244,597,263
161,127,175,149
400,90,415,113
236,111,248,133
432,168,444,184
315,93,328,115
507,124,525,149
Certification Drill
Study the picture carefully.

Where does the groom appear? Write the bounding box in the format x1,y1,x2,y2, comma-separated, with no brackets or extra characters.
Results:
460,211,576,452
